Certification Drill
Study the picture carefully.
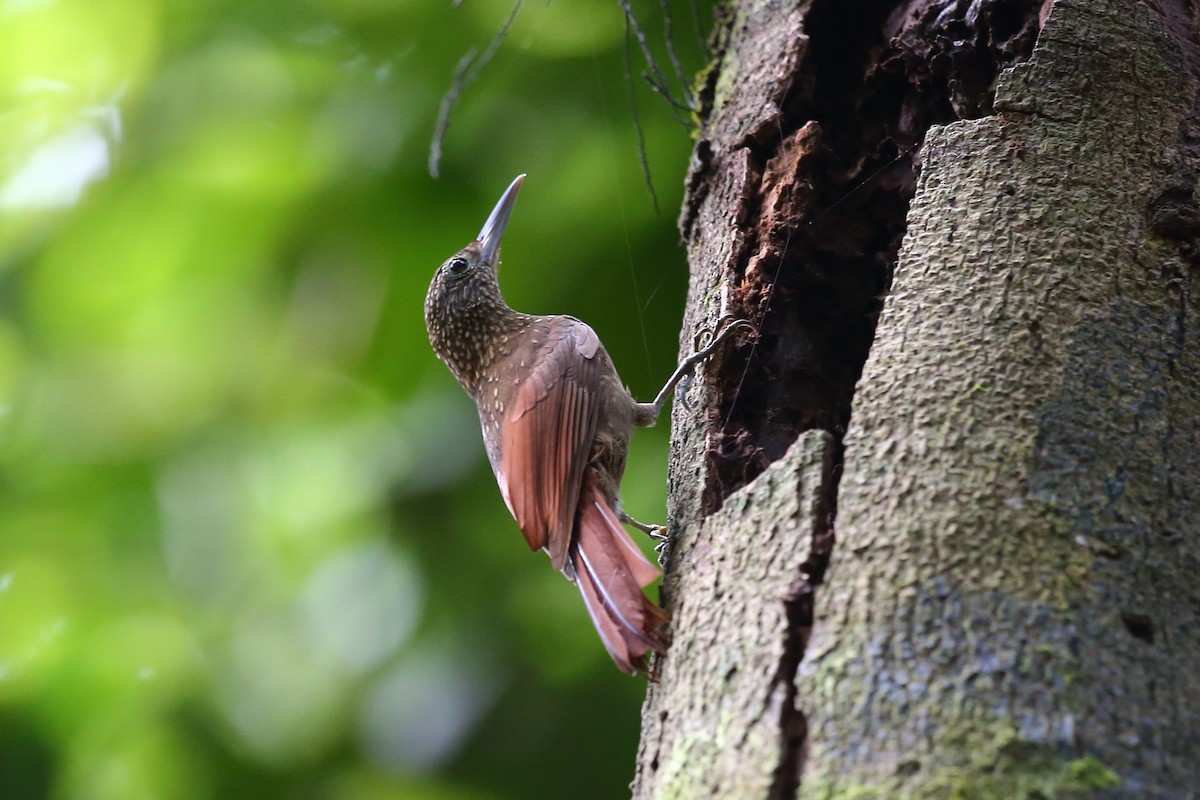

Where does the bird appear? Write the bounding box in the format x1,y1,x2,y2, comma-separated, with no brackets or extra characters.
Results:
424,174,752,673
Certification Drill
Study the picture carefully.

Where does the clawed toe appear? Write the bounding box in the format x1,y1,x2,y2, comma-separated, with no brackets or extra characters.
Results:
676,374,695,410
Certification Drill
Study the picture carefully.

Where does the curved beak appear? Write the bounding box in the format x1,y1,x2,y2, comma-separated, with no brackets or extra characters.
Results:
478,174,525,266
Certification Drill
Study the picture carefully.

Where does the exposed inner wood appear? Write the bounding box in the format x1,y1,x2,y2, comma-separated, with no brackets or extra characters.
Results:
701,0,1046,513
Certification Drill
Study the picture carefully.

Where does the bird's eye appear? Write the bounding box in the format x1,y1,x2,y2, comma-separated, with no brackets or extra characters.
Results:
447,257,470,276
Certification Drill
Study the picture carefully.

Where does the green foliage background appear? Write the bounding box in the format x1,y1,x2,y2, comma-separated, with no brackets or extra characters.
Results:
0,1,710,797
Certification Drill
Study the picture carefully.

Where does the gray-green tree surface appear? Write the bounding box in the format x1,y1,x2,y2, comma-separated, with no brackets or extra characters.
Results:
634,0,1200,797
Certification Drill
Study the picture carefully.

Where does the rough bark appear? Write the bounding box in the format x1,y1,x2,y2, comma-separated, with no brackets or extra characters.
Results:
635,0,1200,798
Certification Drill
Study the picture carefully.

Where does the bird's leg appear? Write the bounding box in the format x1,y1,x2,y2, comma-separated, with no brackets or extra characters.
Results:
618,507,670,560
618,507,667,541
644,316,756,421
625,316,754,556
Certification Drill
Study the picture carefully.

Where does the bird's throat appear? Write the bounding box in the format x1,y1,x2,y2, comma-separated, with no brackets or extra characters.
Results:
428,297,532,393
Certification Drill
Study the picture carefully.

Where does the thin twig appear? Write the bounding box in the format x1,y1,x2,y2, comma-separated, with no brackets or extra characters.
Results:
658,0,694,109
692,0,707,51
623,18,660,214
641,73,694,115
616,0,687,114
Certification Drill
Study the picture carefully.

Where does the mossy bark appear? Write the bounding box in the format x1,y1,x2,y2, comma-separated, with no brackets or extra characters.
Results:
635,0,1200,798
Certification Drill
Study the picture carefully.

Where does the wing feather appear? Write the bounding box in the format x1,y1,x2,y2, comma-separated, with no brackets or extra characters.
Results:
498,320,600,571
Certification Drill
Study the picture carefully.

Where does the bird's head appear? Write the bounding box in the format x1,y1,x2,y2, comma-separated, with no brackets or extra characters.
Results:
425,174,526,374
425,174,524,319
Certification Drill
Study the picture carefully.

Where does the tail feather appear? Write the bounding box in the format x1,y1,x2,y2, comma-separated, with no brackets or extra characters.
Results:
571,471,669,674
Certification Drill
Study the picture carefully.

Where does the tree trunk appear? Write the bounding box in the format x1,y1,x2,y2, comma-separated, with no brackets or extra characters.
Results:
634,0,1200,798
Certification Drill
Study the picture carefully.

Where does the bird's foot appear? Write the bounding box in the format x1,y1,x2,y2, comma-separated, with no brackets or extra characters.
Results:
653,536,670,561
676,373,695,411
652,316,757,413
691,315,757,363
619,510,668,542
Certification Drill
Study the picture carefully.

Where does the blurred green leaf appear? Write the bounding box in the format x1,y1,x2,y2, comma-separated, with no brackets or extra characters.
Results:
0,1,710,797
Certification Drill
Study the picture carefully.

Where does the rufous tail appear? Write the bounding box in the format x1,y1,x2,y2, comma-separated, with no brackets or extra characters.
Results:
571,470,669,674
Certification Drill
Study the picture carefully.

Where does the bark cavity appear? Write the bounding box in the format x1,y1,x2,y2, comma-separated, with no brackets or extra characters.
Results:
709,0,1045,508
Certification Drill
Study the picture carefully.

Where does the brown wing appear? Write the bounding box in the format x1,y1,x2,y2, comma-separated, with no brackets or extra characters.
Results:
496,318,600,572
